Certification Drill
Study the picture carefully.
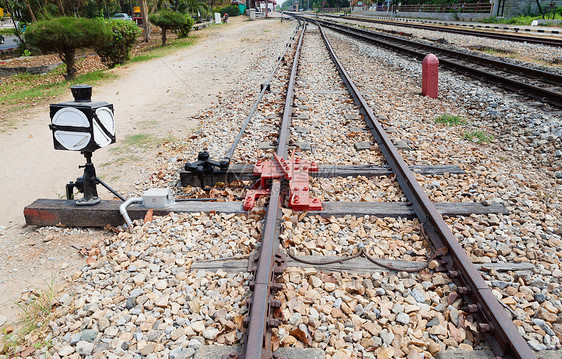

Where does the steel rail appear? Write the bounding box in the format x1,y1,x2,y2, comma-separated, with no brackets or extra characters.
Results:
323,13,562,48
317,18,562,85
241,20,306,359
313,18,562,108
225,28,299,161
303,18,536,359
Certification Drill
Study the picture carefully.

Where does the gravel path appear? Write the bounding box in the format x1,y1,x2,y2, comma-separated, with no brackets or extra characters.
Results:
46,213,254,358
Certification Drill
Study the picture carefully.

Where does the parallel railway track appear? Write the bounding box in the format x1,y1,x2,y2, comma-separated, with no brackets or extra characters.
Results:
322,13,562,48
297,16,562,109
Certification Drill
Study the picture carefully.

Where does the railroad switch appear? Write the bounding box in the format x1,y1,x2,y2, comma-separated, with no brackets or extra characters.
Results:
243,151,322,211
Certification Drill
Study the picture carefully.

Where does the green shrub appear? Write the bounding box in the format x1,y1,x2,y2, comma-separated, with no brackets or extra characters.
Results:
177,15,195,38
480,13,562,26
480,16,498,23
149,10,187,46
217,5,241,17
96,19,141,68
25,17,111,79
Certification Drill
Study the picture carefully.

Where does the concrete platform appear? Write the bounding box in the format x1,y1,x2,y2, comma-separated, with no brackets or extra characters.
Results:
194,346,324,359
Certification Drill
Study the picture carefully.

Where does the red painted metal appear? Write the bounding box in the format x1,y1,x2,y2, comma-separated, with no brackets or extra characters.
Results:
422,54,439,99
243,151,322,211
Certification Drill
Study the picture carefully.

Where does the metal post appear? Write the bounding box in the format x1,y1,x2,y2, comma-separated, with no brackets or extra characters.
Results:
78,152,101,206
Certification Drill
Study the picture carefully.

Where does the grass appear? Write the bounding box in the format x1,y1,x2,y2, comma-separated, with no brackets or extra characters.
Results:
435,114,467,126
0,33,199,129
464,130,493,143
1,279,56,356
481,14,562,26
123,133,155,147
104,131,177,167
111,133,155,154
1,69,116,109
434,115,493,144
139,119,159,129
0,63,117,127
478,46,512,56
107,133,156,165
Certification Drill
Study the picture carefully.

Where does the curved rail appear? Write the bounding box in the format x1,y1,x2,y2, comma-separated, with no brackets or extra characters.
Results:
310,17,562,108
322,13,562,48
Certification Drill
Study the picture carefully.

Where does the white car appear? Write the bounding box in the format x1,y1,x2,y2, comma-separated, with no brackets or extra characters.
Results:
111,13,133,21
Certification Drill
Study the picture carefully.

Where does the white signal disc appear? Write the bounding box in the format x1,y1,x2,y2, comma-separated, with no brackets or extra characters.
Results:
52,107,89,127
52,108,90,150
93,107,115,148
54,131,91,151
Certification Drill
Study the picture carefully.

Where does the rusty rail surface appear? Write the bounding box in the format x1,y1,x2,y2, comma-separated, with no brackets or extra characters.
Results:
240,19,306,359
297,17,535,359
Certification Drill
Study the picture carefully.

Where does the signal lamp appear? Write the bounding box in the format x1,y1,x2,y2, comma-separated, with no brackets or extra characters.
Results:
49,85,116,206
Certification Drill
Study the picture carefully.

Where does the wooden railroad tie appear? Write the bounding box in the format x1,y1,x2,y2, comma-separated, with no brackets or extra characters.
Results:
25,199,507,228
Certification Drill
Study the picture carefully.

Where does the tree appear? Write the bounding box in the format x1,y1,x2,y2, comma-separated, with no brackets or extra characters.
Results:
181,0,209,20
149,10,186,46
25,17,111,79
96,19,140,67
23,0,37,21
139,0,150,42
177,14,194,37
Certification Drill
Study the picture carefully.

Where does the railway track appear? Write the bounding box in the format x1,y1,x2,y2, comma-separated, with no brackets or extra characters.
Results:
180,17,537,359
321,14,562,48
294,16,562,109
28,16,559,359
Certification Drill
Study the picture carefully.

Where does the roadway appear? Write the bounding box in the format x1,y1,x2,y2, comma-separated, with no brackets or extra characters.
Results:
0,35,19,51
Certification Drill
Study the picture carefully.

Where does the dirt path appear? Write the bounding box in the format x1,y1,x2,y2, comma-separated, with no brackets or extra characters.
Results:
0,15,293,325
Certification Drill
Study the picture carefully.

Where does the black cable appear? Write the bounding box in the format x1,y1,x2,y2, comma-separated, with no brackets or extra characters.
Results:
285,241,434,273
175,196,244,202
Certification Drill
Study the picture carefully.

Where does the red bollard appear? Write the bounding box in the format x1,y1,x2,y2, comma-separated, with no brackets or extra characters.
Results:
422,54,439,99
